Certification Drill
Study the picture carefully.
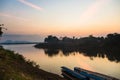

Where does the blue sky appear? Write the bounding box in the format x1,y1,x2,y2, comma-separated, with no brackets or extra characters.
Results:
0,0,120,38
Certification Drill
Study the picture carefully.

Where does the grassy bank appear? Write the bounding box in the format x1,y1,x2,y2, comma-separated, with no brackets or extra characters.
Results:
0,46,65,80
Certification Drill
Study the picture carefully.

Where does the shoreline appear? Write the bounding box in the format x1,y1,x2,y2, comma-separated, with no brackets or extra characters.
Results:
0,46,65,80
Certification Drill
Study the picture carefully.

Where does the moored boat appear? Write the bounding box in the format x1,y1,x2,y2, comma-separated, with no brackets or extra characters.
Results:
61,66,88,80
74,67,118,80
61,66,119,80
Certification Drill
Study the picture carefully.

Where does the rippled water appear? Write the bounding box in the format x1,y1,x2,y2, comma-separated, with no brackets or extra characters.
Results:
3,44,120,79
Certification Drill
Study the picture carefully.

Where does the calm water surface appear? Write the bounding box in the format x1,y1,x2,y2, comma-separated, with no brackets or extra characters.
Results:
3,44,120,79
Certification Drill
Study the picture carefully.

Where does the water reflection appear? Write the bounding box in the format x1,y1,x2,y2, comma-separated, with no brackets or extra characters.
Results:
3,44,120,79
43,47,120,63
44,49,59,57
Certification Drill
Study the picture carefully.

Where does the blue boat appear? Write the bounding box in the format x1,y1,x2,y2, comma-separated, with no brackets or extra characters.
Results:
74,67,105,80
61,66,118,80
61,66,88,80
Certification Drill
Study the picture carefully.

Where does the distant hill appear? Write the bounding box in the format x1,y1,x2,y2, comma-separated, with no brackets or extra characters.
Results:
0,34,44,42
0,40,39,44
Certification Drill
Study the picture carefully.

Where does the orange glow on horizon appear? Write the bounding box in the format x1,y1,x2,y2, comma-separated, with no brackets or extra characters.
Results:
1,0,120,37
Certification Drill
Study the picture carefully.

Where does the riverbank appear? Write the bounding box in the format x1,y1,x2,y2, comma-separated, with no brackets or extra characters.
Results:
0,46,65,80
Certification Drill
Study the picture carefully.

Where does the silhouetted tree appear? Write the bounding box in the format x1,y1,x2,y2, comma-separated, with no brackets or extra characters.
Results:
62,37,72,42
44,35,59,43
0,24,7,37
104,33,120,46
0,27,3,37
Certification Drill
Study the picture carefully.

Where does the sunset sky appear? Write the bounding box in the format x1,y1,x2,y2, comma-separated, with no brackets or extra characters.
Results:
0,0,120,37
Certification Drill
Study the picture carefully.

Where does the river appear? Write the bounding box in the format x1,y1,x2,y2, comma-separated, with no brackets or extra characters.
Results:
3,44,120,79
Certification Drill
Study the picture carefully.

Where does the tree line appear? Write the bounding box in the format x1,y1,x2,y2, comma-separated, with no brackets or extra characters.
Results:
34,33,120,62
43,33,120,48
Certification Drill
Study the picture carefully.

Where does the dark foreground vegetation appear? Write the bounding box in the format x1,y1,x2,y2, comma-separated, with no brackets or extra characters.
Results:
35,33,120,62
0,46,65,80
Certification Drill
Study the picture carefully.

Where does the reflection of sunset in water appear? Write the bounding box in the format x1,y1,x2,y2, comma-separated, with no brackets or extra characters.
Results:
3,44,120,79
76,53,94,71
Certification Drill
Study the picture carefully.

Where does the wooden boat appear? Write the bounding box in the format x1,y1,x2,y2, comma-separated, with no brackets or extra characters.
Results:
61,66,119,80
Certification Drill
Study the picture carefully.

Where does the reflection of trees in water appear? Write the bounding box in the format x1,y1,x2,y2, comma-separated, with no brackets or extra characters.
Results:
43,47,120,63
44,49,59,57
78,47,120,63
61,48,78,56
36,33,120,62
103,47,120,63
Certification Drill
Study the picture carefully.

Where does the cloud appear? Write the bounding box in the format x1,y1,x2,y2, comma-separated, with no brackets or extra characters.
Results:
18,0,43,11
0,13,28,21
80,0,111,21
